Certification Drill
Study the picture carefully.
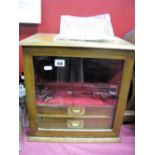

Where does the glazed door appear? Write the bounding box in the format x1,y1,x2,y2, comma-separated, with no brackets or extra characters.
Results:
33,56,124,131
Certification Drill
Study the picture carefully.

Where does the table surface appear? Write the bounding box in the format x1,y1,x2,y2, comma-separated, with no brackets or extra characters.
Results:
20,124,135,155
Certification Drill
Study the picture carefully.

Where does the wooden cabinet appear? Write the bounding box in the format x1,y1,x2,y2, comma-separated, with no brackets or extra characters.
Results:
20,33,134,142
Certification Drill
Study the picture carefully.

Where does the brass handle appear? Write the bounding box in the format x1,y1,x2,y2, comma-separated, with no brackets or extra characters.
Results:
67,120,84,129
68,107,85,115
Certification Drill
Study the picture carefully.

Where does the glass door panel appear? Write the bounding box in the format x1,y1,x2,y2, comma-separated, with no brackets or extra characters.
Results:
33,56,124,130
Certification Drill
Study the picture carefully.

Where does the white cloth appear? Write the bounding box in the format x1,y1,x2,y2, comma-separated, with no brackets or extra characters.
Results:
54,14,116,41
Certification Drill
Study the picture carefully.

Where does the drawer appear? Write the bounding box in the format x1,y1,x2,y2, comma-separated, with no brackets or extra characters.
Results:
37,105,116,117
37,117,113,129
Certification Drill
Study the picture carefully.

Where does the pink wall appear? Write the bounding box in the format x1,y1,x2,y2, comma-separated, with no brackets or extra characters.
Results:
19,0,135,73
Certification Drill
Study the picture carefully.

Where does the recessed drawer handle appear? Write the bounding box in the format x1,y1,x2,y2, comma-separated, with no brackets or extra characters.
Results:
68,107,85,115
67,120,84,129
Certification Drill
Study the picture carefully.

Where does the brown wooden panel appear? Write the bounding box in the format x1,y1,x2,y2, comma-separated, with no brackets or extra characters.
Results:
19,33,135,51
113,56,134,134
28,136,120,143
31,129,116,138
37,117,113,129
37,105,116,117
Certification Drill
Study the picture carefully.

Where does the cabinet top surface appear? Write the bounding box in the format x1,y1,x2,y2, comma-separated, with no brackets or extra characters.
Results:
19,33,135,50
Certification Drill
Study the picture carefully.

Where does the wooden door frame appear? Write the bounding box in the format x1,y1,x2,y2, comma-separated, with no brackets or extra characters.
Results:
23,46,134,138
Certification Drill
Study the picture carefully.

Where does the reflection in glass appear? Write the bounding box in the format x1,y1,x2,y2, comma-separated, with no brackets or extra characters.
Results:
33,56,124,130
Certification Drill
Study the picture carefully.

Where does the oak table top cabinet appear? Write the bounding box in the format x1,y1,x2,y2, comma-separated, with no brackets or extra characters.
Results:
20,33,135,142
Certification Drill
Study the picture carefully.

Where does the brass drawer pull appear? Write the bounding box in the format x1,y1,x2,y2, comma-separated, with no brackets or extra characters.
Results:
67,120,84,129
68,107,85,115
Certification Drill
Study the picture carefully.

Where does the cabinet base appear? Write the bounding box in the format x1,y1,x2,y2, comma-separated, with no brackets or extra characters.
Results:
28,136,120,143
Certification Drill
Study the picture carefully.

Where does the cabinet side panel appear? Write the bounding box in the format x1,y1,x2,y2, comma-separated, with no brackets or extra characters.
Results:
23,48,38,134
113,54,134,134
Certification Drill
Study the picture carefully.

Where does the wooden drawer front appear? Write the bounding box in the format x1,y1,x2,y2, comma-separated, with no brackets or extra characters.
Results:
37,106,115,117
37,117,113,129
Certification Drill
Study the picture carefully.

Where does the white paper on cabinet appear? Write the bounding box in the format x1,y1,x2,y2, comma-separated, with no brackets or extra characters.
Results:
54,14,118,41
